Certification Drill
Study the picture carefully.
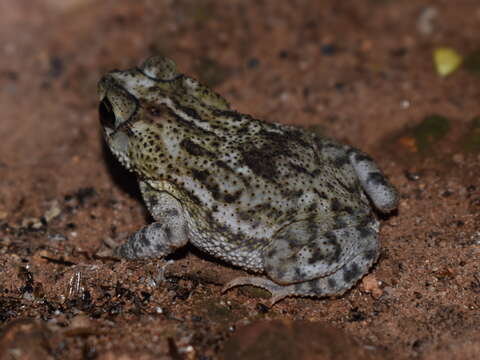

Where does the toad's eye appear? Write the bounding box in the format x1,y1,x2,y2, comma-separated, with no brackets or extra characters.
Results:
148,106,162,117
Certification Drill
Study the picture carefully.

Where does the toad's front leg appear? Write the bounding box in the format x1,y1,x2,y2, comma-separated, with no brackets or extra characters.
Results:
115,182,189,259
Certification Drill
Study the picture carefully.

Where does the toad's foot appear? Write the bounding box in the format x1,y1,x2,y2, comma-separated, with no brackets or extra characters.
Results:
223,276,296,305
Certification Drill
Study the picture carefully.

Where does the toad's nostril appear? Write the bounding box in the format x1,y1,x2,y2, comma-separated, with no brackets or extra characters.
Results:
99,98,116,129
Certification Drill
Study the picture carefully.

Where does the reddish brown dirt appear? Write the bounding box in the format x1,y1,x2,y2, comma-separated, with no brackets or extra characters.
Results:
1,1,479,359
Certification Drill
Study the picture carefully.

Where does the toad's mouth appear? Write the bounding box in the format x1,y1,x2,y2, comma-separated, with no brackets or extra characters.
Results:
99,96,133,164
98,92,139,138
99,97,116,131
98,72,140,135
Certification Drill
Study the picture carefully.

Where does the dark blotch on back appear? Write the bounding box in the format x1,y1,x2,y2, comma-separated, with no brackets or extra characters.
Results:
308,247,325,264
330,198,341,212
178,104,202,121
215,160,232,171
240,126,311,180
343,262,361,283
191,168,210,182
224,190,242,203
259,127,310,148
242,146,279,180
324,231,342,264
180,139,211,157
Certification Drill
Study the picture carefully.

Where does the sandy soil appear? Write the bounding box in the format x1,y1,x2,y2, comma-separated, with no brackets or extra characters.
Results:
0,1,479,359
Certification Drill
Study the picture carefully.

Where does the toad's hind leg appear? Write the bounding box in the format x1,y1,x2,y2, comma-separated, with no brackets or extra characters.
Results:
223,219,379,304
224,251,378,305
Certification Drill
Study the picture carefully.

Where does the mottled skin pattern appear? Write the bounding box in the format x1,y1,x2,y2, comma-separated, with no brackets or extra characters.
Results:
98,56,398,304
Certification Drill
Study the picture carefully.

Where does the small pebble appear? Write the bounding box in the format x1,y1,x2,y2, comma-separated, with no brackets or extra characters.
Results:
417,7,438,35
44,201,61,222
361,274,383,299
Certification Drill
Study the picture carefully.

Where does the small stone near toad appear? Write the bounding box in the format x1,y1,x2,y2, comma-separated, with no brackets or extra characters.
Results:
44,201,61,222
417,7,438,35
361,274,383,298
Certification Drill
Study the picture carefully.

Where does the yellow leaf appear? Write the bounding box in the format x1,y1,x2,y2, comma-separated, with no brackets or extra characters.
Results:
433,48,463,77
